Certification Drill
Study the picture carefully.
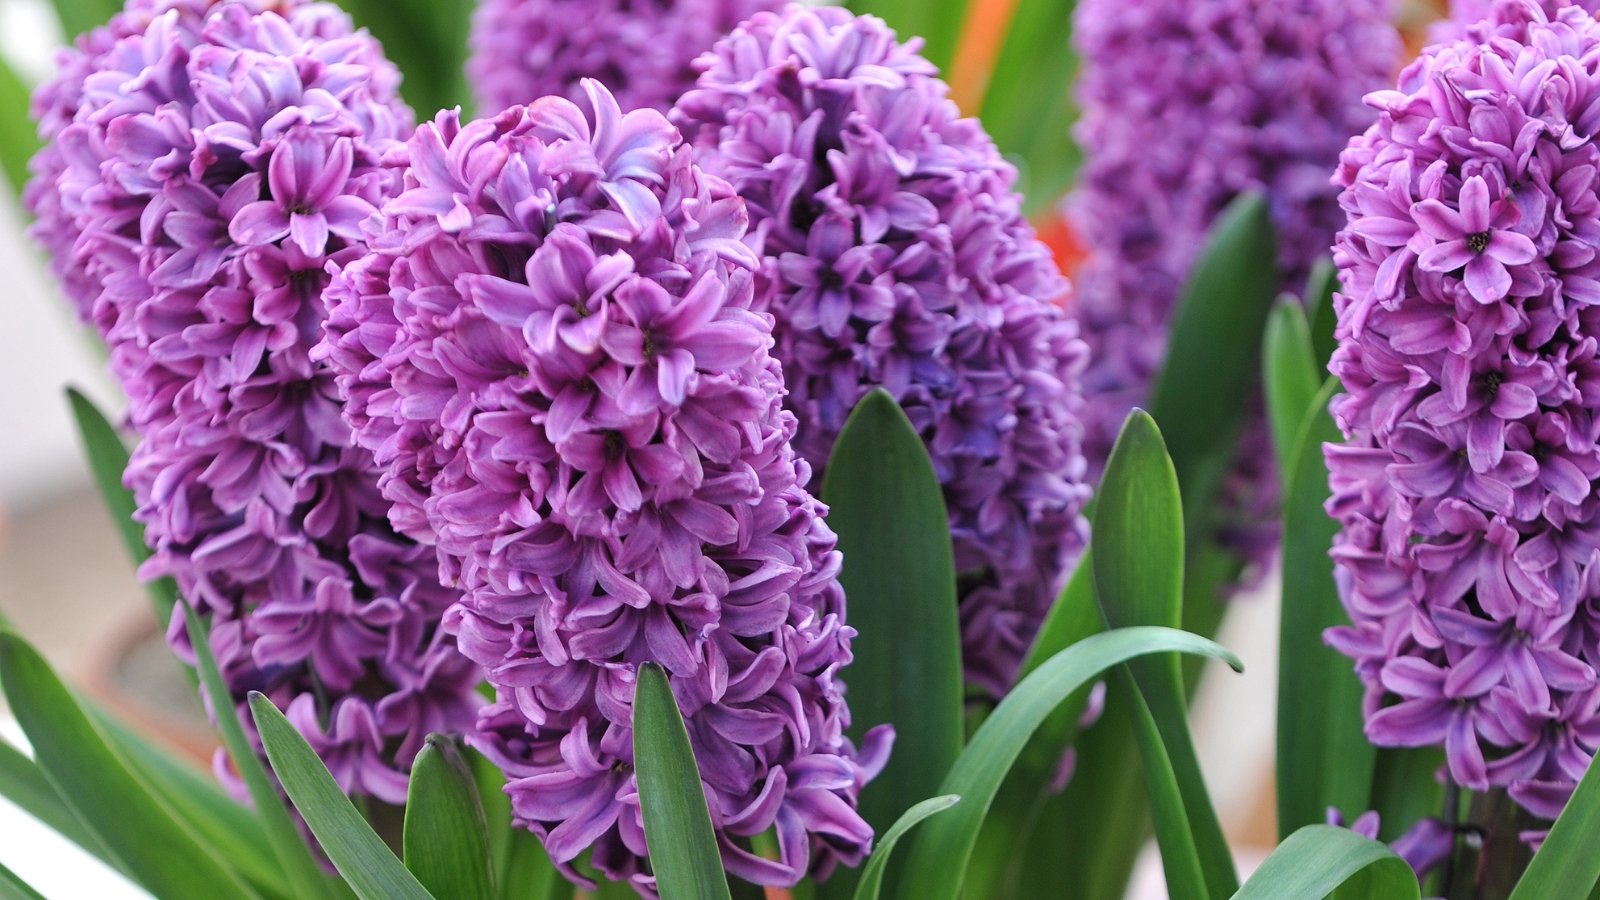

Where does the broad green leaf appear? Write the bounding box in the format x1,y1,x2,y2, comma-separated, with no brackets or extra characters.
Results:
404,736,494,900
1304,259,1340,372
978,0,1080,215
249,693,434,900
1276,380,1374,839
47,0,122,39
0,738,111,863
819,388,963,891
66,388,179,625
0,857,46,900
469,748,559,900
1233,825,1419,900
184,605,343,900
1367,748,1445,845
895,626,1241,900
1263,300,1321,473
0,630,260,900
841,0,967,75
851,796,959,900
335,0,472,116
89,709,291,896
1093,411,1237,900
1508,754,1600,899
0,56,39,200
632,664,731,900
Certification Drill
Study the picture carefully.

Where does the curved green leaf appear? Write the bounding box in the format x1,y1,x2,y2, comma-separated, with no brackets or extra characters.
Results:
852,795,959,900
1094,411,1236,900
1276,381,1374,839
0,857,46,900
978,0,1080,214
469,748,558,900
1233,825,1418,900
632,664,731,900
0,738,110,863
249,693,434,900
66,388,179,625
0,630,259,900
47,0,122,39
405,736,493,900
895,626,1241,900
1304,259,1340,372
840,0,967,74
0,56,39,200
1508,754,1600,899
819,388,963,887
186,606,344,900
1263,300,1321,473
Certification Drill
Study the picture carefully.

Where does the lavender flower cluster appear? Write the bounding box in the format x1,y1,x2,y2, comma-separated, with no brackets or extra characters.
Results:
26,0,480,800
467,0,781,117
321,81,886,889
1328,0,1600,826
1432,0,1600,41
672,6,1091,697
1067,0,1400,577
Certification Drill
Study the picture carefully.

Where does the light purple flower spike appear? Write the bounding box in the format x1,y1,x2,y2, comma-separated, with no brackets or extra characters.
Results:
25,0,481,801
1431,0,1600,42
321,80,887,893
671,6,1091,698
1066,0,1401,585
1328,0,1600,830
467,0,781,116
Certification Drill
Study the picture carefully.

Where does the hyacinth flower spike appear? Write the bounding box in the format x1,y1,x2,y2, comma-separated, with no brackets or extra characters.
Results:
321,79,888,893
25,0,482,801
671,5,1092,699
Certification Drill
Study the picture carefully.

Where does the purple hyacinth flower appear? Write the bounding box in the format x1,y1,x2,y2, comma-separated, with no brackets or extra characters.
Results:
1431,0,1600,41
26,0,482,802
467,0,782,116
1326,809,1455,879
1065,0,1401,586
670,6,1091,698
1328,0,1600,831
321,79,887,893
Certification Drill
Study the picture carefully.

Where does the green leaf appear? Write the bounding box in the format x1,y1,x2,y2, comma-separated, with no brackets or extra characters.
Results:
1276,380,1375,839
0,630,260,900
0,857,46,900
851,795,960,900
818,389,963,884
249,693,434,900
0,738,112,864
1118,671,1207,899
468,748,559,900
1367,748,1445,845
1509,754,1600,899
0,56,39,200
840,0,967,74
89,709,291,897
335,0,472,116
978,0,1081,215
404,736,494,900
66,388,179,625
184,605,343,900
1232,825,1419,900
632,663,731,900
895,626,1242,900
1263,300,1321,473
1093,411,1237,900
1304,259,1340,372
46,0,122,39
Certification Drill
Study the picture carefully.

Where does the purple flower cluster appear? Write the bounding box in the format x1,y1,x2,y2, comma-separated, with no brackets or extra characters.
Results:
321,81,886,890
1066,0,1400,577
26,0,481,801
1328,1,1600,826
1431,0,1600,42
467,0,781,117
671,6,1091,697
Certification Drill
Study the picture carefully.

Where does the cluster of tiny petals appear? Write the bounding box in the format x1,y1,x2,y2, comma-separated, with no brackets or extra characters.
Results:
1431,0,1600,42
670,6,1091,697
322,81,885,892
1328,0,1600,827
467,0,781,116
26,0,481,800
1067,0,1401,580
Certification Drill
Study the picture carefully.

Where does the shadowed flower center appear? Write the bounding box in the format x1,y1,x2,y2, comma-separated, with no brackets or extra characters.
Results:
1467,230,1491,254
